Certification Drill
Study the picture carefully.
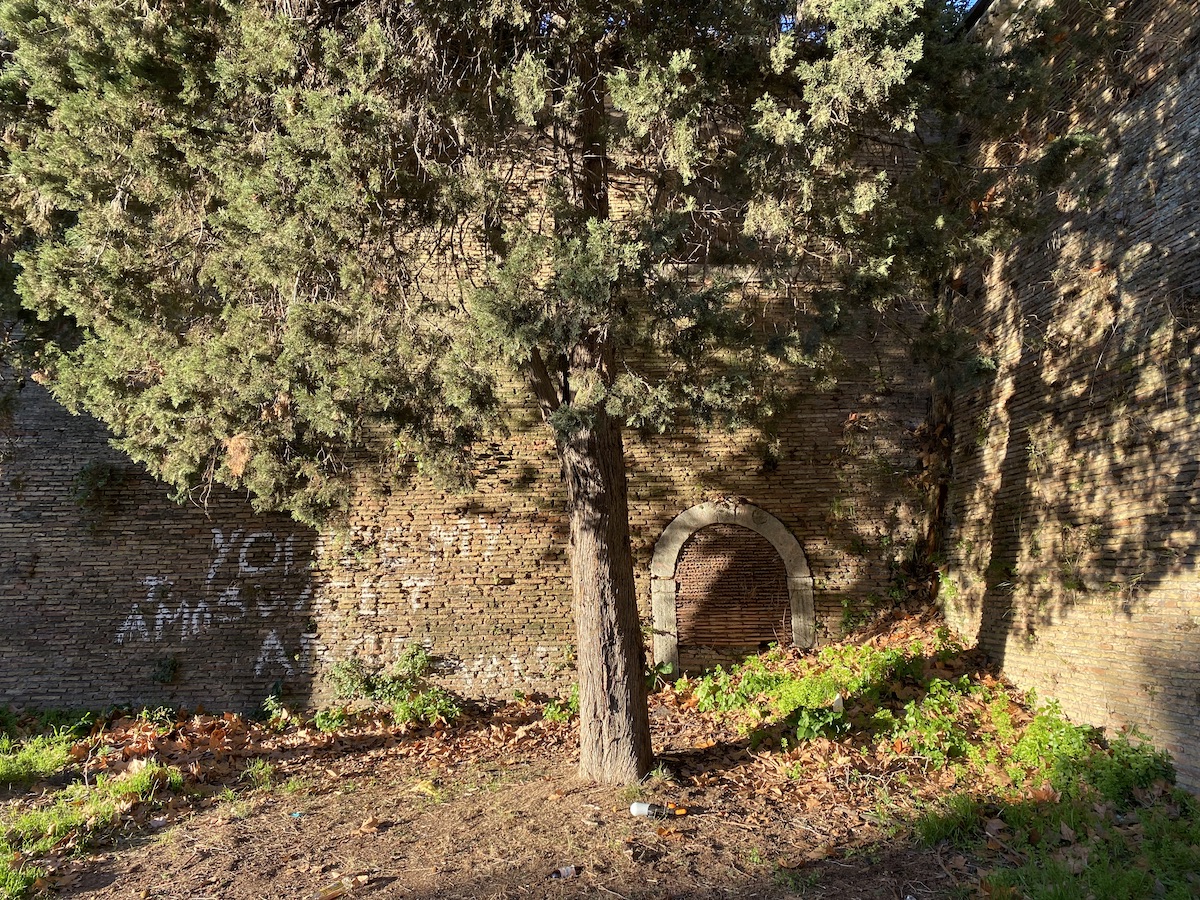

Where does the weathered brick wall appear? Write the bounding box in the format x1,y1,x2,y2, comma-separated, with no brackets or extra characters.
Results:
0,381,316,713
303,383,577,699
1,302,927,712
943,0,1200,790
305,318,930,702
625,329,931,645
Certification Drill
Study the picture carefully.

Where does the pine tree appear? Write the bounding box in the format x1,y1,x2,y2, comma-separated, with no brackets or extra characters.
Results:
0,0,1080,782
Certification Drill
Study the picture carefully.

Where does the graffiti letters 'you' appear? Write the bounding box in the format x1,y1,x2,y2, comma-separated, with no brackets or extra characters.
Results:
115,530,312,678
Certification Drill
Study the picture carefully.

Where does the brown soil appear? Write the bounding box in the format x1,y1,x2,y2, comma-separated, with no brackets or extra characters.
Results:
56,751,957,900
28,609,984,899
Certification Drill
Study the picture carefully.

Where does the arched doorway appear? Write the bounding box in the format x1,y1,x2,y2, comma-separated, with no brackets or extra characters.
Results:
674,523,792,670
650,501,815,674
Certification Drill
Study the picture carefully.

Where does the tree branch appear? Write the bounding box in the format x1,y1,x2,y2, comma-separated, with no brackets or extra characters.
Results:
528,347,563,422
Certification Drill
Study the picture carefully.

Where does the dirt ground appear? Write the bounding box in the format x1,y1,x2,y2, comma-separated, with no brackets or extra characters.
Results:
56,755,959,900
46,702,969,900
19,611,995,899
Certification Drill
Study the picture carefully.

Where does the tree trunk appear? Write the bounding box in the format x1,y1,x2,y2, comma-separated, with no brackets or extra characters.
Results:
529,44,650,784
555,355,653,783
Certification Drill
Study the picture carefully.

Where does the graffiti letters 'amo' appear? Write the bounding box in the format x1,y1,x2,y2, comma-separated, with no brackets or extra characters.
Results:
115,530,312,677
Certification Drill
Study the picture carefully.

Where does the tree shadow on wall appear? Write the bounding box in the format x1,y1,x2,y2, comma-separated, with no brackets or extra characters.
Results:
627,321,929,636
0,379,322,717
951,12,1200,783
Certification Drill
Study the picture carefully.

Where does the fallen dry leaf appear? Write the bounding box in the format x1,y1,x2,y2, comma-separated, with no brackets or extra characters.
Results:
358,816,381,834
411,779,439,797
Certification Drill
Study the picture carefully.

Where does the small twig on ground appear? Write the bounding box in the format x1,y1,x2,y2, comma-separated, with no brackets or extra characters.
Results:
934,848,973,887
715,817,759,832
595,885,630,900
902,879,943,896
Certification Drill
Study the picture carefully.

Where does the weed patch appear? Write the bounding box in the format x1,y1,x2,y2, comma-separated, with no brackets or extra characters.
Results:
0,734,73,787
0,754,183,898
542,684,579,723
392,687,461,727
321,645,462,729
670,617,1193,898
241,758,275,790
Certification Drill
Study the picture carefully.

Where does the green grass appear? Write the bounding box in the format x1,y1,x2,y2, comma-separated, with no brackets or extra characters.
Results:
4,762,183,852
958,790,1200,900
910,716,1195,899
0,734,73,786
241,758,275,790
281,775,311,795
0,716,96,898
0,867,38,900
0,711,93,787
2,639,1192,900
1,758,184,898
914,792,987,846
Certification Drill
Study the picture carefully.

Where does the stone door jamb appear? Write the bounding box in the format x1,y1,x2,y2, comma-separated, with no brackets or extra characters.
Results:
650,501,815,673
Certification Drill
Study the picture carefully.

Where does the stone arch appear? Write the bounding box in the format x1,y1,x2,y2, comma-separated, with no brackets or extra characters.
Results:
650,501,815,673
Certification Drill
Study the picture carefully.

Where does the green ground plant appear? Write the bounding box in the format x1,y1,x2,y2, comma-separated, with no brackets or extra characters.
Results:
891,677,975,765
322,645,462,729
282,776,311,795
0,734,73,787
681,634,1195,898
0,865,35,900
914,792,984,846
312,707,350,733
687,642,928,745
914,727,1195,899
542,684,580,723
0,712,94,788
392,687,461,727
2,628,1192,900
0,756,184,898
259,693,301,732
240,758,275,790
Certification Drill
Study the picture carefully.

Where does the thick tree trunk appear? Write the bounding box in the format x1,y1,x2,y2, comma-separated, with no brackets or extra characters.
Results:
558,401,654,783
527,45,651,784
525,337,654,783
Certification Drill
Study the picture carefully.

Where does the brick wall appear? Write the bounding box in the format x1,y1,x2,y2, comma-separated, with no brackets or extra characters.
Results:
1,310,927,713
305,318,930,702
0,300,926,715
0,381,316,713
943,0,1200,791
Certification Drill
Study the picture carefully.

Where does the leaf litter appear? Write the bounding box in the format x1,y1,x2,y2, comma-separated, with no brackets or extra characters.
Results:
2,604,1193,899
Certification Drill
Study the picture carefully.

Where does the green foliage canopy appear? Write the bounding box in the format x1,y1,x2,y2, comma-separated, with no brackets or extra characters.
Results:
0,0,1069,522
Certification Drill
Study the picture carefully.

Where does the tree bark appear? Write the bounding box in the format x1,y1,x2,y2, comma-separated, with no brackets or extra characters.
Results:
558,385,654,784
536,43,651,784
517,41,651,783
526,338,653,783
